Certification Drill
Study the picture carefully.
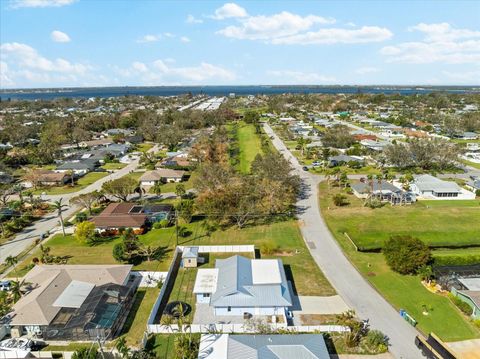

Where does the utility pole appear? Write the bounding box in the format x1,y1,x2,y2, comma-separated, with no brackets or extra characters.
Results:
175,208,179,246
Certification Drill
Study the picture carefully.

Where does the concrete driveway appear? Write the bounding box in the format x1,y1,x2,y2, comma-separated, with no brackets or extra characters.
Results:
264,123,423,359
293,295,350,315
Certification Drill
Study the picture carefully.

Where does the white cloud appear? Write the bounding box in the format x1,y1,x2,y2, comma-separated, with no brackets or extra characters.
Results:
180,36,191,43
137,34,161,43
132,61,148,72
117,59,236,84
10,0,76,8
212,3,248,20
0,42,93,87
267,70,336,84
218,11,336,41
381,23,480,64
186,14,203,24
51,30,71,43
271,26,392,45
163,32,175,38
0,61,15,86
442,70,480,84
355,66,380,75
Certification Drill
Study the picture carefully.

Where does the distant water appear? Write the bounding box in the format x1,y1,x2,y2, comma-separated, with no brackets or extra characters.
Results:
1,85,478,100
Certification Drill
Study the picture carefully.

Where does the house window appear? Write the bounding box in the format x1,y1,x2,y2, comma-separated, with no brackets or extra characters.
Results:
202,293,210,298
227,306,231,312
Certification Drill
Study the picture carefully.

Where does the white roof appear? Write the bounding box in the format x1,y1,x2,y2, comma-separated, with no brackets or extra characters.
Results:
251,259,281,285
52,280,95,308
199,334,228,359
459,277,480,291
193,268,219,294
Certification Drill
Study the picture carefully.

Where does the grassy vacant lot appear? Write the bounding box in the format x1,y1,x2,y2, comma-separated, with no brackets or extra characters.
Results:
101,162,127,170
12,219,334,297
137,143,154,153
32,172,109,195
320,182,480,250
319,182,480,341
237,122,263,173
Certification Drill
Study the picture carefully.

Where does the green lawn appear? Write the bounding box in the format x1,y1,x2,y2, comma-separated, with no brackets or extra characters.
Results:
166,268,197,323
121,287,160,347
101,162,127,170
463,159,480,170
137,143,154,153
319,182,480,341
123,171,145,182
148,334,200,359
320,183,480,250
148,172,197,194
32,172,109,195
237,122,263,173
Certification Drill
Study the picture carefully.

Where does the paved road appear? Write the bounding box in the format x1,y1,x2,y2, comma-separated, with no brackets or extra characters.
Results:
0,146,158,265
264,123,422,359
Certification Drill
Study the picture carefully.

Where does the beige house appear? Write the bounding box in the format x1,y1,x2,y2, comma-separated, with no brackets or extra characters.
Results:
140,168,186,186
6,264,137,341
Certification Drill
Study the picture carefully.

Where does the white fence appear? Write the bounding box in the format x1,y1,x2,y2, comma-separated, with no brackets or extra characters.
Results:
147,324,349,334
178,245,255,253
0,352,54,359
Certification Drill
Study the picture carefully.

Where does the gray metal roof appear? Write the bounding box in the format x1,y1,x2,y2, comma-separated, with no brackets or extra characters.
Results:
210,256,292,308
414,174,461,193
351,180,402,194
228,334,329,359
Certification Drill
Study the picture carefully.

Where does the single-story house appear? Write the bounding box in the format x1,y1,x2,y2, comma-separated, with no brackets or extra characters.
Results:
140,169,186,186
360,139,390,151
351,180,415,204
91,203,148,232
193,255,293,316
328,155,364,167
158,156,192,168
456,132,479,140
91,202,174,231
22,170,72,188
55,159,98,176
5,264,138,341
197,334,329,359
79,139,112,148
466,179,480,192
411,174,476,200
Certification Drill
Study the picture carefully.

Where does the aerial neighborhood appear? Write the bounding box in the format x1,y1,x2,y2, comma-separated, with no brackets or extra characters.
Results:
0,89,479,359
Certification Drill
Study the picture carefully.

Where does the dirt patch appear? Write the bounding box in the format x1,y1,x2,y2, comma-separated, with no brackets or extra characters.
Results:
299,314,337,325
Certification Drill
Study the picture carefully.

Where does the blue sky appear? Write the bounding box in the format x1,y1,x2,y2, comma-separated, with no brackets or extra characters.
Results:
1,0,479,88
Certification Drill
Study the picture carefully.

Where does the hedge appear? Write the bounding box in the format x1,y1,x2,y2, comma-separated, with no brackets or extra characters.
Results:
433,255,480,267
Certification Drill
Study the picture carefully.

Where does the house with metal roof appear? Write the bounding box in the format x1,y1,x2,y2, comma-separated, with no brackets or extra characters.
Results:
351,180,415,204
193,255,293,316
411,174,475,200
197,334,330,359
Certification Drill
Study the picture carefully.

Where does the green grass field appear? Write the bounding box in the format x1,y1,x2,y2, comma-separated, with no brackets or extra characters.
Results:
237,122,263,173
32,172,109,195
137,143,154,153
463,159,480,170
101,162,127,170
319,182,480,341
320,183,480,250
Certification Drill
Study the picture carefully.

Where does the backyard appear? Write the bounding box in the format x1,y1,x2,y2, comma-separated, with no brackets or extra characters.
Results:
318,182,480,341
11,219,334,297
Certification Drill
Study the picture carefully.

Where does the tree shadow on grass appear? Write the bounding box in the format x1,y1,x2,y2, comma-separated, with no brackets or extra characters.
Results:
119,290,146,336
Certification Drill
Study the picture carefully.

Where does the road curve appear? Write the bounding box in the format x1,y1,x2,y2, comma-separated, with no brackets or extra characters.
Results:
264,123,423,359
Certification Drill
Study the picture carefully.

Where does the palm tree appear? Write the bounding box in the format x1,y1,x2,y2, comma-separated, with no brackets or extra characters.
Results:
9,279,29,303
5,255,18,280
152,182,162,198
53,198,68,237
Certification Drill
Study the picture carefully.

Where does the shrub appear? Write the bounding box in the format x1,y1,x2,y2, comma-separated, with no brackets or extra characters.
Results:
383,236,431,275
261,242,279,255
449,294,474,316
75,221,96,244
434,254,480,267
75,212,88,223
112,243,126,262
157,219,170,228
333,193,349,206
363,329,388,353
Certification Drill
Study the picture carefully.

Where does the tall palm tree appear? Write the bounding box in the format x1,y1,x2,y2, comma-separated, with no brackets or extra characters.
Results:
9,279,28,303
5,255,18,280
53,198,68,237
